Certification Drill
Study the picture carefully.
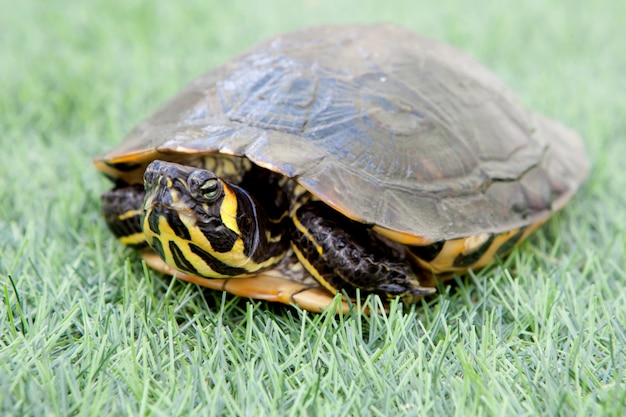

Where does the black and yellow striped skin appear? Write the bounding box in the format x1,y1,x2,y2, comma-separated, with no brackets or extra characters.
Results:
141,160,289,279
290,200,434,301
101,184,147,248
100,156,543,310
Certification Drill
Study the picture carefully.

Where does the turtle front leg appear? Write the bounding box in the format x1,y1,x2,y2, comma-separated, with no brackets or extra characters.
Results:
101,184,147,247
290,201,435,302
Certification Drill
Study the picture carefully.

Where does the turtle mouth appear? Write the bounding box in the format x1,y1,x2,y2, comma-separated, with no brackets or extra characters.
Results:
143,161,199,215
147,201,193,223
143,177,196,221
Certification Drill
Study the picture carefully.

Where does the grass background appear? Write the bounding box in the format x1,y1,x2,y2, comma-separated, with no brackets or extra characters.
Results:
1,0,625,415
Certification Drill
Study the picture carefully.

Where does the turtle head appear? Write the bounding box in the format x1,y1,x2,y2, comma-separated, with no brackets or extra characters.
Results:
143,160,225,223
141,160,286,278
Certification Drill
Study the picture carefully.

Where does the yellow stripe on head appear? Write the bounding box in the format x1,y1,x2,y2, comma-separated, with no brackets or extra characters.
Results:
218,181,240,235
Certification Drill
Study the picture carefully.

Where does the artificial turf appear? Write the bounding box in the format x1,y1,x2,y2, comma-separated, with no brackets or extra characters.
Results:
1,0,625,415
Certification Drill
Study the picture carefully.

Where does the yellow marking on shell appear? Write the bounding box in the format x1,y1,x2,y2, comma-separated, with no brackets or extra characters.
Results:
412,220,546,275
467,230,516,270
372,225,435,246
291,243,338,296
120,232,146,246
412,234,495,274
462,233,491,255
475,221,545,268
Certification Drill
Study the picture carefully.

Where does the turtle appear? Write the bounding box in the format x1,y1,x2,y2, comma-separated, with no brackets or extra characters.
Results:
94,23,589,313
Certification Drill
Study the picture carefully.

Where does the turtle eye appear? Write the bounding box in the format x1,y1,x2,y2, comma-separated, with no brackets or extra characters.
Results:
199,178,220,201
188,170,222,202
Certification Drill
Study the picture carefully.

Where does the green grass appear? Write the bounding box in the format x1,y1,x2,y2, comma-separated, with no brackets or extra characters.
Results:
1,0,625,415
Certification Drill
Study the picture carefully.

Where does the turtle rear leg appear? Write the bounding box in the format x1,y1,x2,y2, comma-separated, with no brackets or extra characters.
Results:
290,201,435,301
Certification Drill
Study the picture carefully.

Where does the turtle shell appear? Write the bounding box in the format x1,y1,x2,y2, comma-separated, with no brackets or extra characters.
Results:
95,23,588,244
